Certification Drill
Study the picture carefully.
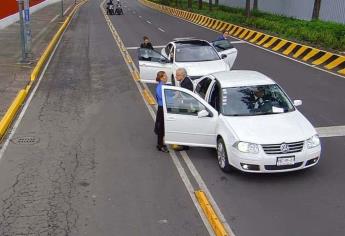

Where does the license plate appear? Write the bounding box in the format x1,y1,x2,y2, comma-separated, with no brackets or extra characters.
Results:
277,156,295,166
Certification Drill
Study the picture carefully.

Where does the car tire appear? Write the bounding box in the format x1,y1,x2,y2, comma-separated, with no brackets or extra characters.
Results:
217,138,232,173
171,75,176,86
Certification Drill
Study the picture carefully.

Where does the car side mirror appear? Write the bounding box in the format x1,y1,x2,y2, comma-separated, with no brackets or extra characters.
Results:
198,110,209,118
293,100,302,107
221,54,227,59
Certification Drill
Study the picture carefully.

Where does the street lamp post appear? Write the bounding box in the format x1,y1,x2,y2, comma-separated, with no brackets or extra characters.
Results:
23,0,32,57
61,0,64,18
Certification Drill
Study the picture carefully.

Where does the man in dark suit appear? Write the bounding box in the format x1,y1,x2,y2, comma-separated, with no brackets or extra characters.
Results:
176,68,193,91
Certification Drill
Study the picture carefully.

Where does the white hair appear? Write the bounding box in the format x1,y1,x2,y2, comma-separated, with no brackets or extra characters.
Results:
176,67,187,77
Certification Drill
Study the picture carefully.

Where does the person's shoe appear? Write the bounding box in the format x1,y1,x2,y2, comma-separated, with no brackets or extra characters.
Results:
160,146,169,153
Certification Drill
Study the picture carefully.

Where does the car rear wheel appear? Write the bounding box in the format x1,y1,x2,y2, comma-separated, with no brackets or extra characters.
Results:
217,138,232,173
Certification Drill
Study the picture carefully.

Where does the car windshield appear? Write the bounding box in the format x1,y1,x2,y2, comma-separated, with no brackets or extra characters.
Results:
221,84,295,116
175,44,220,62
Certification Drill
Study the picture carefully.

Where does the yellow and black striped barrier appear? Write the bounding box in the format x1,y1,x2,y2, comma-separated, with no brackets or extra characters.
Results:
139,0,345,76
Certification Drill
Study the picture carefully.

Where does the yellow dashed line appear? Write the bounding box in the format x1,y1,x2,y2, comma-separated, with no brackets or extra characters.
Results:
195,190,228,236
142,89,156,105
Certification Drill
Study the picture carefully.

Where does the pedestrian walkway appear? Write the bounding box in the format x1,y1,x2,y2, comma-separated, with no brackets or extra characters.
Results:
0,0,77,118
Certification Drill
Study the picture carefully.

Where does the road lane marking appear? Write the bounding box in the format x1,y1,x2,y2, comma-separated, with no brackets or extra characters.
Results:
316,125,345,138
230,40,245,44
64,4,73,15
146,20,152,24
158,27,165,32
139,15,142,18
49,14,59,23
126,45,165,50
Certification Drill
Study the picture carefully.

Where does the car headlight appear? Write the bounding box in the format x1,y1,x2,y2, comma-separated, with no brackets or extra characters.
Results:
306,135,320,149
234,141,259,154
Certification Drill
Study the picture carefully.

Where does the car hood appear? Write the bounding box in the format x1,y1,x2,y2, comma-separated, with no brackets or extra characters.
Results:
222,111,317,144
175,60,228,77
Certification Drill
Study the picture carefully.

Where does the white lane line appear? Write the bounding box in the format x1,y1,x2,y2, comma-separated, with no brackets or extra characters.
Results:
180,151,236,236
230,40,245,44
49,14,59,23
0,19,69,161
100,2,217,234
158,27,165,32
139,15,142,18
167,13,345,79
316,125,345,138
126,45,165,50
64,4,73,15
146,20,152,24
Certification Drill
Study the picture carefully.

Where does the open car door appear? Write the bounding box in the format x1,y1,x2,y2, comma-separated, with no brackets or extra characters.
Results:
162,86,218,148
138,48,173,83
212,39,238,69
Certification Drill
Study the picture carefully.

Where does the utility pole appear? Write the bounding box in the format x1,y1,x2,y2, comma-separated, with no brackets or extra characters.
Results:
17,0,27,63
23,0,32,58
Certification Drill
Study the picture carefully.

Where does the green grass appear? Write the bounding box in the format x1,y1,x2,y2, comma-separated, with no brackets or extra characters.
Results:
151,0,345,52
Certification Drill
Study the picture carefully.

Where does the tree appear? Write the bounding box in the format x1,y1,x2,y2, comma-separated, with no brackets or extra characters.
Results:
188,0,192,9
198,0,202,9
312,0,322,20
209,0,212,11
245,0,251,17
253,0,258,11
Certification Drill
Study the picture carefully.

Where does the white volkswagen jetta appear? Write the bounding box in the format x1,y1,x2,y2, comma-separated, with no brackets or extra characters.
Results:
138,39,237,84
161,70,321,173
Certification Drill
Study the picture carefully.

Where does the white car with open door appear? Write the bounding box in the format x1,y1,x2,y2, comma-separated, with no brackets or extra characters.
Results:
137,39,237,84
161,70,321,173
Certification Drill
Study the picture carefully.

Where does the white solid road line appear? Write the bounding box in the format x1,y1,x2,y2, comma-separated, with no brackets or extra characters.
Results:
49,14,59,23
126,45,165,50
0,18,70,161
146,20,152,24
316,125,345,138
158,27,165,32
230,40,245,44
64,4,73,15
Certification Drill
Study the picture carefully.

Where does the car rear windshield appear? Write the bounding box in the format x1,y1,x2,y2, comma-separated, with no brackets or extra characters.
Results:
175,44,220,62
221,84,295,116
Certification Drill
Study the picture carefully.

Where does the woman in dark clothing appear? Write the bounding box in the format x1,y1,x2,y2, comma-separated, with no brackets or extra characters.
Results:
154,71,169,153
140,36,154,50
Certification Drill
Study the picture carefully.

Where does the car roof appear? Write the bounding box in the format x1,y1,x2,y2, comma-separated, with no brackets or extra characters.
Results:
211,70,276,87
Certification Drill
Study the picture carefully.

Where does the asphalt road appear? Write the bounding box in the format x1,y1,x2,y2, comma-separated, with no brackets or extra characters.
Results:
0,0,344,236
108,1,345,236
0,1,208,235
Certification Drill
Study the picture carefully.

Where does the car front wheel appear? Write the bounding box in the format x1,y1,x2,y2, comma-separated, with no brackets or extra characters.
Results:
217,138,232,173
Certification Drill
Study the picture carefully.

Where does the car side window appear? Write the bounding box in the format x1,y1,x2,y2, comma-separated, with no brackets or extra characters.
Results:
195,77,212,99
138,48,168,62
165,89,206,116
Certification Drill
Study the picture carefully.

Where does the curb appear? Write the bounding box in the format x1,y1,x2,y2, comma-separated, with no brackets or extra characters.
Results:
0,0,87,141
139,0,345,77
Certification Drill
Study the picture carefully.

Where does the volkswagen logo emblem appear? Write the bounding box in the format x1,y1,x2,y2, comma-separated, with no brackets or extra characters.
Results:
280,143,289,153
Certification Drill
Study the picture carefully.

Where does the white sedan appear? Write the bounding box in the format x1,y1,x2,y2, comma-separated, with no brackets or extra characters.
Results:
161,70,321,173
138,38,237,84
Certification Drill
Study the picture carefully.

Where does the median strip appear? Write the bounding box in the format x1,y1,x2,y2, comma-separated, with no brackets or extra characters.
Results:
139,0,345,77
